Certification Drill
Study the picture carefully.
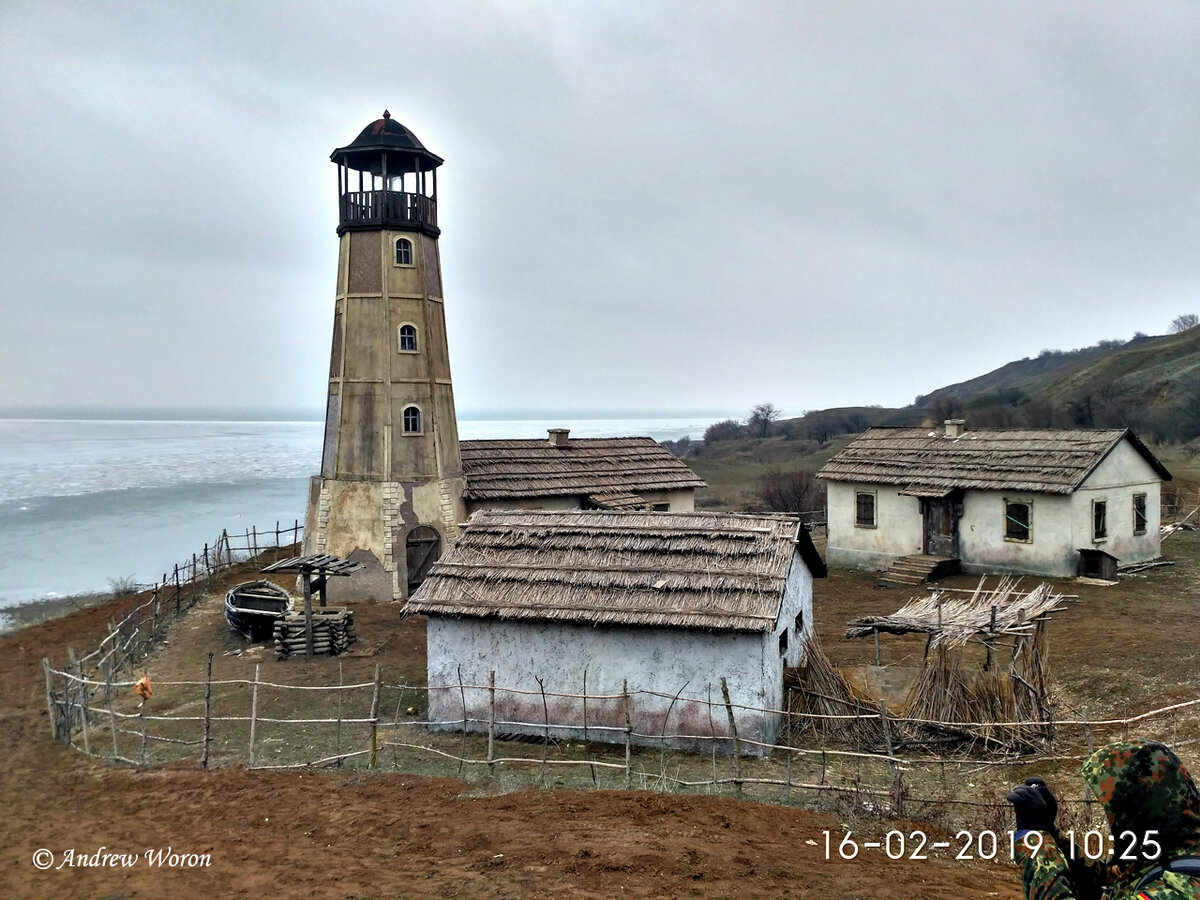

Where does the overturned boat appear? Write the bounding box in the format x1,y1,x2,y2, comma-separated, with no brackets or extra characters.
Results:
224,581,294,641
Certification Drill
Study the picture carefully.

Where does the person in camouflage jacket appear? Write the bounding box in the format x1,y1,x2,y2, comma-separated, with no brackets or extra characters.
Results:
1008,740,1200,900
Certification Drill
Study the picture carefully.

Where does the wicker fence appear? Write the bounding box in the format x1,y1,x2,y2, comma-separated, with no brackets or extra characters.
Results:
41,521,302,745
41,654,1200,829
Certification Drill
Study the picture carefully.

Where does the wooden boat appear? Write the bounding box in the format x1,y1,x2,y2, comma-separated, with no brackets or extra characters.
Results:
224,580,294,641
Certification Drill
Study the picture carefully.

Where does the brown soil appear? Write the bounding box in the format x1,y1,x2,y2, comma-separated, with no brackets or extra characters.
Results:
0,568,1026,898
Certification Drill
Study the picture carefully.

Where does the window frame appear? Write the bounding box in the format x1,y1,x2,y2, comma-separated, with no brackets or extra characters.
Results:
1092,499,1108,542
1132,493,1148,536
854,490,877,529
1003,498,1033,544
397,323,419,354
401,404,422,435
393,237,414,267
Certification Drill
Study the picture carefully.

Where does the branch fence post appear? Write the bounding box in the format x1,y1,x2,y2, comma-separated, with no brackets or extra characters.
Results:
105,661,119,762
202,652,213,768
64,648,76,748
248,663,260,768
42,659,59,740
536,675,549,786
623,680,632,790
369,664,382,770
336,661,343,761
487,670,496,778
720,677,742,798
457,665,468,776
74,654,90,756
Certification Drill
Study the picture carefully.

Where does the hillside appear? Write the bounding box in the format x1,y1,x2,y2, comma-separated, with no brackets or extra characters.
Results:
685,327,1200,509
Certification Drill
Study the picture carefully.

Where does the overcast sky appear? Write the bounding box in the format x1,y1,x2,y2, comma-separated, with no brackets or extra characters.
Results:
2,1,1198,420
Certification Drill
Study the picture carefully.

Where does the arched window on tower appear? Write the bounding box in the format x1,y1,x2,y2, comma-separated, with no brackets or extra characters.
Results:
398,324,418,352
394,237,413,266
402,405,422,434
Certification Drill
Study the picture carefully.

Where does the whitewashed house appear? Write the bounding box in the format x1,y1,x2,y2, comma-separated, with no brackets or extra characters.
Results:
818,422,1172,580
404,510,826,754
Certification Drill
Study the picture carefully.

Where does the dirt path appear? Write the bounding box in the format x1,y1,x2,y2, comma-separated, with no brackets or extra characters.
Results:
0,587,1024,898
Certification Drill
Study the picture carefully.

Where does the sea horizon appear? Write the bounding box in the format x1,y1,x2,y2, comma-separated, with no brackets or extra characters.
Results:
0,413,726,617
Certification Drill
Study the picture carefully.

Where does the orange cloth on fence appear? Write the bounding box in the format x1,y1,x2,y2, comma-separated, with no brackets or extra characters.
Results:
135,676,153,701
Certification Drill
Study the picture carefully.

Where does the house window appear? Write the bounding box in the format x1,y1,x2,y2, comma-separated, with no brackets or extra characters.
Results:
1093,500,1107,541
794,610,803,632
402,405,421,434
398,324,418,353
779,629,789,657
651,502,670,512
1004,499,1032,542
1133,493,1147,535
855,491,876,528
394,238,413,266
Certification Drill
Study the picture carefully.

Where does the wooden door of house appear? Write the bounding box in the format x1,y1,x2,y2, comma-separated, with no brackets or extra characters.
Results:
405,525,442,592
922,497,959,557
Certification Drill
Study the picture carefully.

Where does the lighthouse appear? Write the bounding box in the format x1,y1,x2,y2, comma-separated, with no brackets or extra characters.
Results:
303,112,465,600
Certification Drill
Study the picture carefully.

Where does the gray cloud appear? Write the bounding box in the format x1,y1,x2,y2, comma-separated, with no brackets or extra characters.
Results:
2,1,1198,419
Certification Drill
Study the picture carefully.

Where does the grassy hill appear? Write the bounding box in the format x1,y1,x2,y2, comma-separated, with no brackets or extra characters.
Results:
686,327,1200,510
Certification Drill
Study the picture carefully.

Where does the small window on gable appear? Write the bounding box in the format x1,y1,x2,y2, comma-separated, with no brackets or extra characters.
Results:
1133,493,1147,535
778,629,789,657
855,491,876,528
402,405,421,434
794,610,803,632
1005,499,1031,542
1093,499,1107,541
651,502,670,512
398,324,418,353
394,237,413,266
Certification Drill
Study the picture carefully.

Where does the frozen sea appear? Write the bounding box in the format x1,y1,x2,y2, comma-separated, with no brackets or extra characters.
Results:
0,415,718,616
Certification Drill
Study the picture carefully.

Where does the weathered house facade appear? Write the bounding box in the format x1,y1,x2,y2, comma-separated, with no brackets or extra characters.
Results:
819,423,1171,578
405,510,826,754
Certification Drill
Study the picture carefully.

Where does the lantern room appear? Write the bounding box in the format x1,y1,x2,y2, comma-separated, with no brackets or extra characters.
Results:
331,110,442,237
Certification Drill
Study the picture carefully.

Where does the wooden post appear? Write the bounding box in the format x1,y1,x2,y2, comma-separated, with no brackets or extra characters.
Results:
248,664,260,768
201,652,213,768
984,606,997,672
720,677,743,798
302,573,314,658
457,665,469,776
203,543,210,579
174,566,181,613
487,670,496,777
873,627,881,666
42,659,59,740
368,664,382,770
251,526,258,560
880,699,893,756
536,675,549,786
105,662,119,761
152,586,160,638
139,701,149,768
66,647,79,745
74,656,91,756
336,661,344,759
785,685,793,804
623,680,632,790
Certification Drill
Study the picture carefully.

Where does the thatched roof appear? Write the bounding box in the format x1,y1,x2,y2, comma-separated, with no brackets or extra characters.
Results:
406,510,825,632
460,436,705,500
818,426,1169,495
845,578,1069,648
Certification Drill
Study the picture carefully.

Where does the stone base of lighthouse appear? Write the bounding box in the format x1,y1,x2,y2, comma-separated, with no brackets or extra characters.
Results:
302,475,465,601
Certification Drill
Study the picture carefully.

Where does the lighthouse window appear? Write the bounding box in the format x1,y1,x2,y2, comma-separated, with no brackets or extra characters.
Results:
394,238,414,266
398,324,418,353
402,406,422,434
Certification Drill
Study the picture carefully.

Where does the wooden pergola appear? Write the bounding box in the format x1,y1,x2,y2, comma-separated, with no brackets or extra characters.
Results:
261,554,363,657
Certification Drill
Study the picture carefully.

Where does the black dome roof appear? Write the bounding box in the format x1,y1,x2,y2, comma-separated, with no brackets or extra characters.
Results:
331,111,443,173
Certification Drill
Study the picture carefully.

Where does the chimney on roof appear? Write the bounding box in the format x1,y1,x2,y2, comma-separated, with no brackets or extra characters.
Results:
548,428,570,447
943,419,965,438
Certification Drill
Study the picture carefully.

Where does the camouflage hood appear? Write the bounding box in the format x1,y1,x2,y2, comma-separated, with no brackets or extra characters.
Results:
1082,741,1200,856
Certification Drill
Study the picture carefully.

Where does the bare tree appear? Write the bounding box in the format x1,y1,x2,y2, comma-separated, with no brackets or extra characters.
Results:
757,468,826,513
748,402,782,438
1170,314,1199,333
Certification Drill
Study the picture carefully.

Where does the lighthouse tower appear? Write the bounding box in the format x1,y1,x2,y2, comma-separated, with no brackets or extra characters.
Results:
303,112,465,600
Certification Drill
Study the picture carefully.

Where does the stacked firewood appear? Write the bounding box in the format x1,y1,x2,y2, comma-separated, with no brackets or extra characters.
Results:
273,608,357,658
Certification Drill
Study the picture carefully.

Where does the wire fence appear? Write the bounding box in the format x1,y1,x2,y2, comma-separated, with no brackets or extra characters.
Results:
42,653,1200,831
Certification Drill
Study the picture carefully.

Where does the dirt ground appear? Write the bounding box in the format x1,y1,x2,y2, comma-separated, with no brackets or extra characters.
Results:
0,564,1030,898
